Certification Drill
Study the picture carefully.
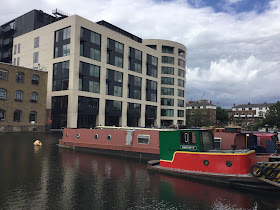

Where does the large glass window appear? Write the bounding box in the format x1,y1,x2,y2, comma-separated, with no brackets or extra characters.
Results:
178,89,185,97
161,66,174,75
146,80,157,102
106,69,123,97
178,49,185,57
51,96,68,129
34,37,39,48
29,111,37,122
90,31,101,45
115,41,124,53
178,110,184,117
80,28,101,62
161,109,174,117
162,56,174,64
178,69,185,77
129,47,142,73
162,46,174,54
178,79,185,87
161,77,174,85
178,99,184,107
0,68,8,80
107,38,124,68
178,59,185,67
63,27,71,40
52,61,69,91
15,90,23,101
0,88,7,100
16,72,24,83
161,87,174,96
128,75,142,100
78,96,99,128
128,103,141,114
13,110,22,122
114,56,123,68
54,27,71,58
30,92,38,103
0,109,5,121
63,44,70,56
161,98,174,106
33,52,39,63
147,54,158,78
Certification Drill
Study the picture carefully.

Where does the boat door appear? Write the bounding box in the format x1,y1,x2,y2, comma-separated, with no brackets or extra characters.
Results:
179,131,199,151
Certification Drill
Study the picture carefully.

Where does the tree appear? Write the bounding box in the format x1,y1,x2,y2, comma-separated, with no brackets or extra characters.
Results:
216,106,229,124
263,102,280,128
186,109,209,127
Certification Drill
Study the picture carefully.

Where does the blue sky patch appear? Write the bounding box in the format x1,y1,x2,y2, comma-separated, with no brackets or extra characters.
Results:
187,0,271,14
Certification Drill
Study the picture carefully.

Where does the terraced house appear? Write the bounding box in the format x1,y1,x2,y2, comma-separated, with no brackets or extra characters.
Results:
2,9,187,129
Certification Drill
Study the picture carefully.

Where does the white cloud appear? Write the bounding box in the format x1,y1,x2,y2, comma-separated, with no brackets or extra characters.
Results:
1,0,280,108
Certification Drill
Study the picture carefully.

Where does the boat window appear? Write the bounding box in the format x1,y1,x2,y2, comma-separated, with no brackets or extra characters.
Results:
137,135,150,144
214,138,221,149
201,131,214,151
180,132,196,145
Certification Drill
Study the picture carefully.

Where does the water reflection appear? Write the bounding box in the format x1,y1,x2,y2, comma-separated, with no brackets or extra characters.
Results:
0,133,280,209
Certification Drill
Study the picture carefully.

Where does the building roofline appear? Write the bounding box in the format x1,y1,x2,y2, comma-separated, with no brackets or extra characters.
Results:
232,103,275,108
0,62,47,73
96,20,142,43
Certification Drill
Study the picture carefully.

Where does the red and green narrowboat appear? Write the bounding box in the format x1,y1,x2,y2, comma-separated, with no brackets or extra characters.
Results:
148,129,280,192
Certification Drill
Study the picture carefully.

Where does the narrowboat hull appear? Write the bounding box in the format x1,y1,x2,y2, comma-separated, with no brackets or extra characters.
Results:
148,163,280,192
59,127,160,160
58,143,159,160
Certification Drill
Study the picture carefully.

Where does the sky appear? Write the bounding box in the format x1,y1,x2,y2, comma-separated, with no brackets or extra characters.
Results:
1,0,279,108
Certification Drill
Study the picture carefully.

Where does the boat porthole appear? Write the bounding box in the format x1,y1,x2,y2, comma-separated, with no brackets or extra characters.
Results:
76,133,80,139
203,160,209,166
226,161,232,167
66,133,68,137
94,134,98,140
107,135,111,141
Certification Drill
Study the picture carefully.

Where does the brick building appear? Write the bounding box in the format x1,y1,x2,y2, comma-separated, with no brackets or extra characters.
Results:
0,62,47,132
185,100,217,124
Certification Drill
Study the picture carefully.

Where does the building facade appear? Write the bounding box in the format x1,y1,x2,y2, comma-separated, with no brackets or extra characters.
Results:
0,9,62,64
0,62,47,132
232,103,274,124
185,100,217,124
11,14,186,129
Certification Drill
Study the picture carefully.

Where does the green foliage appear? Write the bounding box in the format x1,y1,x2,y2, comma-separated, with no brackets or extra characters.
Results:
186,109,210,127
263,102,280,127
216,106,229,124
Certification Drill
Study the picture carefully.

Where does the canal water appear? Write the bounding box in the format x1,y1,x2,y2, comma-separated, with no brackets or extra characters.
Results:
0,133,280,210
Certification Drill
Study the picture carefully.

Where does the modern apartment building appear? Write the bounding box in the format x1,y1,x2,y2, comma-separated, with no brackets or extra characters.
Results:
0,62,47,132
232,102,274,124
11,13,186,129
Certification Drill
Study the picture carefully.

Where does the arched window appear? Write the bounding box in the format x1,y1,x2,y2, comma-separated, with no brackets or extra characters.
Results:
29,111,37,122
0,88,7,100
0,68,8,80
16,72,24,83
30,92,38,103
13,110,22,122
15,90,23,101
32,74,39,85
0,109,5,121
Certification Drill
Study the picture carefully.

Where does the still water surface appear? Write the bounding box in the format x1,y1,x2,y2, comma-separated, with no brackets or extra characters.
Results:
0,132,280,210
